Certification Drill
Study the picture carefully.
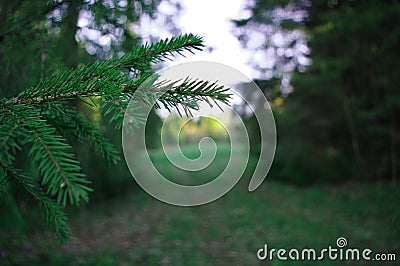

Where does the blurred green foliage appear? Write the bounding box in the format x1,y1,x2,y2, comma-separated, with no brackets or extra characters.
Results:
238,0,400,184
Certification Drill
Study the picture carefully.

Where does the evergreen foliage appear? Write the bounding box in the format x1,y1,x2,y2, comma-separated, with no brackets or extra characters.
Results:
235,0,400,184
0,33,230,242
284,0,400,182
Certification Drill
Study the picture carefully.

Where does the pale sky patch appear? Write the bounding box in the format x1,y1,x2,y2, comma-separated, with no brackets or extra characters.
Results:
136,0,254,83
171,0,253,82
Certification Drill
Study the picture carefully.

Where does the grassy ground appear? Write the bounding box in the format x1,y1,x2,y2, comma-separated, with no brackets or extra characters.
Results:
1,144,399,265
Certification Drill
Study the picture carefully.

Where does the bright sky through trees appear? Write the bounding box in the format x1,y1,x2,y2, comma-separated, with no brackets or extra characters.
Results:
136,0,254,82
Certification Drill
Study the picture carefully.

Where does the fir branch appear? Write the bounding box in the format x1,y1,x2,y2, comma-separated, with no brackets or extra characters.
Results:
129,77,231,116
0,34,231,209
0,162,71,243
26,123,92,207
0,33,232,242
8,34,229,111
1,102,92,206
111,34,204,71
10,34,206,106
159,78,231,105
